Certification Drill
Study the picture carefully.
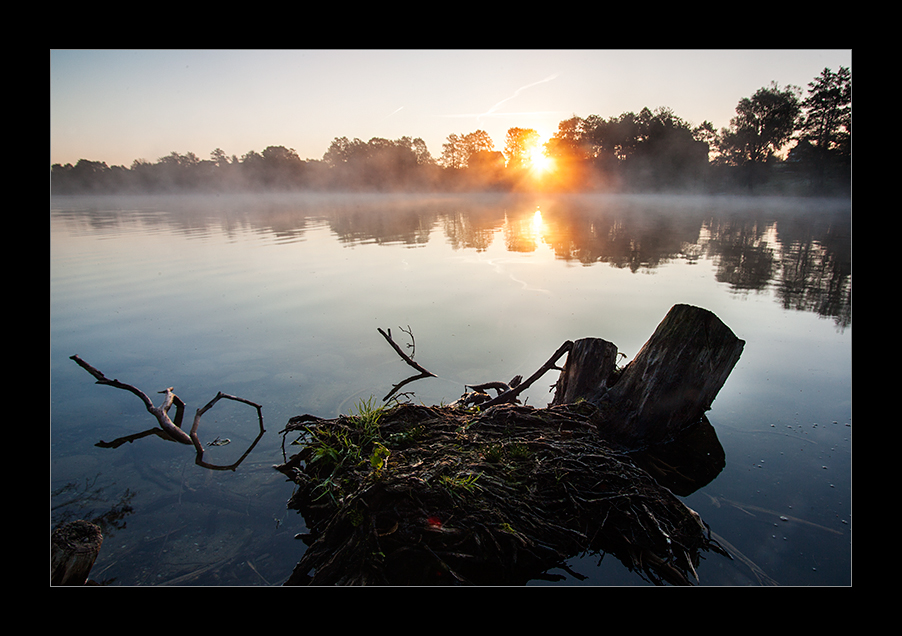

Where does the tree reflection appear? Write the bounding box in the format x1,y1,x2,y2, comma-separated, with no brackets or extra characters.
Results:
707,220,777,291
51,473,135,536
53,193,851,327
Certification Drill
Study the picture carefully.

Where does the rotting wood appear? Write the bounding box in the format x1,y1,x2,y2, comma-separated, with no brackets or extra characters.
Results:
51,520,103,585
551,337,619,406
593,304,745,449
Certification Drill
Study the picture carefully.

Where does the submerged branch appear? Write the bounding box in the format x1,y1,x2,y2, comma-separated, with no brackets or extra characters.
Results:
71,355,265,472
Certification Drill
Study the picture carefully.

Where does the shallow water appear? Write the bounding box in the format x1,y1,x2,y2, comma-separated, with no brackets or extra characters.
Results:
50,191,851,585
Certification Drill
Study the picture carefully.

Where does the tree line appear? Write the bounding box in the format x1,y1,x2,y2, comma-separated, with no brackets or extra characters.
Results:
51,67,850,196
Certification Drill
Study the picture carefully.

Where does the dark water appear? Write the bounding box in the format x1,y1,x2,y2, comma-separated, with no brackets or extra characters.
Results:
50,192,851,586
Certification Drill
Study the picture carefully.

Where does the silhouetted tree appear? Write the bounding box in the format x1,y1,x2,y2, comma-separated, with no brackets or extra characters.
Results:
718,82,802,166
503,127,540,169
627,107,710,190
716,82,802,191
258,145,304,188
210,147,230,167
787,67,851,192
544,116,591,161
440,133,466,169
323,136,425,190
799,67,851,156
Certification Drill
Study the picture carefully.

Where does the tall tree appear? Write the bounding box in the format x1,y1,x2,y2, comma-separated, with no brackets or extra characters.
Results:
787,66,851,192
210,148,230,167
440,133,466,169
718,82,802,165
799,66,851,157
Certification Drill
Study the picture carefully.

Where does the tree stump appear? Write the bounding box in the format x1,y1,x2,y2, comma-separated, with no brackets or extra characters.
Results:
51,520,103,585
550,337,619,406
593,304,745,450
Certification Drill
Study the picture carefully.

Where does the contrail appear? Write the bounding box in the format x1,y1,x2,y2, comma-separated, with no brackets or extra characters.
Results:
477,73,559,124
382,106,404,120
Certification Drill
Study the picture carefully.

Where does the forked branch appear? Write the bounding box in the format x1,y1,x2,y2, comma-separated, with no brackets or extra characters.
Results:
70,355,265,471
377,327,437,401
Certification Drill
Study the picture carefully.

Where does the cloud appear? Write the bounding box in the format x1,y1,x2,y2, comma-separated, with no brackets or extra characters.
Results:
442,74,562,123
381,106,404,121
477,74,560,124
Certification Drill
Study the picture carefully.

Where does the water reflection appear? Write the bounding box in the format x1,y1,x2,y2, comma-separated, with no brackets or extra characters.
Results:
53,192,850,329
51,473,136,537
629,415,726,497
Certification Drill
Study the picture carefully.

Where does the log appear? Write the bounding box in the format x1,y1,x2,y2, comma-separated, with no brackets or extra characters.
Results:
51,520,103,585
592,304,745,450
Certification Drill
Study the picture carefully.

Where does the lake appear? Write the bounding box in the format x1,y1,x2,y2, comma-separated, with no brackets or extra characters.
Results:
50,191,852,586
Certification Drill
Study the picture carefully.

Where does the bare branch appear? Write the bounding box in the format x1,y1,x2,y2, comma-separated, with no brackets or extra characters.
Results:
71,355,265,472
189,391,266,471
377,327,436,401
481,341,573,408
398,325,416,358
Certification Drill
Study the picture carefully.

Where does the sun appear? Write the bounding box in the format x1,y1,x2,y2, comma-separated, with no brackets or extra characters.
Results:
528,144,554,173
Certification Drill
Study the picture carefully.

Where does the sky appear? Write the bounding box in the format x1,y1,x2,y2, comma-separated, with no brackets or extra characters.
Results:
49,49,852,168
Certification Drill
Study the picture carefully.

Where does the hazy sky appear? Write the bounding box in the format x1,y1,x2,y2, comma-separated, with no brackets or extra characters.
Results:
49,49,852,167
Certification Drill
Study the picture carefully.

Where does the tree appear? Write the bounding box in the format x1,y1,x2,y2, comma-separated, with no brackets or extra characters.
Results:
785,67,851,192
799,67,851,153
402,136,434,166
798,66,851,166
323,136,362,168
628,107,710,189
210,148,230,167
718,82,802,166
440,130,494,169
322,136,424,189
440,133,466,169
544,116,590,162
503,127,540,169
461,130,494,162
258,146,304,187
692,121,719,161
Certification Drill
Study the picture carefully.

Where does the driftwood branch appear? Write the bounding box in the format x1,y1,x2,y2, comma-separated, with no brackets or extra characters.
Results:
480,340,573,408
377,327,436,401
71,355,193,445
70,355,265,471
190,392,266,471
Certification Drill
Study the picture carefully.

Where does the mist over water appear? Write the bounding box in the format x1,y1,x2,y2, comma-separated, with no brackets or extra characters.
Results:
50,191,851,585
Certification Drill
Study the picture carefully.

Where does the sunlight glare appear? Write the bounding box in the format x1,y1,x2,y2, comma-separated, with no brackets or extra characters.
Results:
528,139,553,174
532,207,545,235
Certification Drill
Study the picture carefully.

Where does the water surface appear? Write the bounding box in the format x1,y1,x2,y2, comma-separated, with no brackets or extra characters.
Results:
50,192,851,585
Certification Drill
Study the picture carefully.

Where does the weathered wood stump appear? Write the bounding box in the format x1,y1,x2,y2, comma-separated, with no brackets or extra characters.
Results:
555,304,745,450
551,337,619,406
599,304,744,449
51,520,103,585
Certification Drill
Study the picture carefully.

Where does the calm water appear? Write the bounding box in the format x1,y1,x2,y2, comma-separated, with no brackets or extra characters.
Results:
50,192,852,586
